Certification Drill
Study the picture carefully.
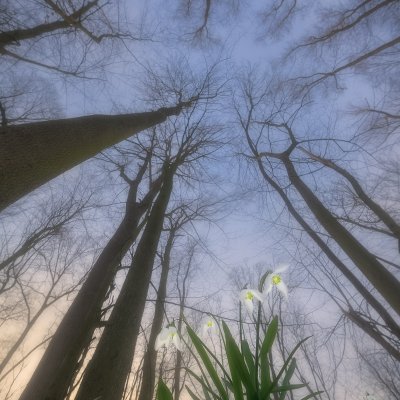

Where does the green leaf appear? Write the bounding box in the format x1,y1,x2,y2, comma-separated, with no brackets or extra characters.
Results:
220,321,244,400
260,316,278,397
241,339,256,383
222,377,234,392
184,326,228,400
268,337,311,395
273,383,307,393
201,377,214,400
222,321,257,399
185,322,231,381
260,317,278,359
259,271,272,292
300,391,324,400
278,358,297,400
156,379,173,400
186,385,202,400
185,368,223,400
185,385,201,400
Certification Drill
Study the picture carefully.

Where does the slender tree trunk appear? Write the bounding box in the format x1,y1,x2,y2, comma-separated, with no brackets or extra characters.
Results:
173,305,184,400
282,156,400,316
0,103,185,211
251,153,400,339
19,177,159,400
299,147,400,241
0,308,43,375
137,229,175,400
345,309,400,361
75,168,175,400
173,247,193,400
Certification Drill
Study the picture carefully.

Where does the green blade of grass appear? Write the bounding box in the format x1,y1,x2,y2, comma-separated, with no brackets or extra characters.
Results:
156,379,173,400
268,337,311,395
186,326,228,400
300,391,324,400
222,321,257,399
278,358,297,400
185,369,223,400
260,316,278,397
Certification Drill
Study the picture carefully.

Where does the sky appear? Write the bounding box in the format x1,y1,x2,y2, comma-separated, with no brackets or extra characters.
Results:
1,1,399,399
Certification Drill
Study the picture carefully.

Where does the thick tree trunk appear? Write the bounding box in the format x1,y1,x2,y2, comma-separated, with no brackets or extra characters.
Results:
0,104,184,211
283,157,400,317
137,230,175,400
75,168,174,400
19,177,158,400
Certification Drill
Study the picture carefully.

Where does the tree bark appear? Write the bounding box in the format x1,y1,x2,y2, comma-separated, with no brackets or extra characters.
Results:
250,151,400,340
19,172,160,400
0,0,98,50
173,246,193,400
0,103,185,211
137,229,175,400
173,305,184,400
345,309,400,362
75,167,174,400
299,147,400,241
282,156,400,317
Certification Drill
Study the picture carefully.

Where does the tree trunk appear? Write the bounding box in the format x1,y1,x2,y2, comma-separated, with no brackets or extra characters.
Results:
19,177,159,400
345,309,400,361
173,307,184,400
173,246,193,400
137,229,175,400
75,168,174,400
299,147,400,241
0,103,184,211
252,154,400,340
283,156,400,317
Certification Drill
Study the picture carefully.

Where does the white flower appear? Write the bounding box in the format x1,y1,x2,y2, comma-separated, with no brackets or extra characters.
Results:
263,264,289,300
239,289,265,314
155,326,182,351
201,316,217,337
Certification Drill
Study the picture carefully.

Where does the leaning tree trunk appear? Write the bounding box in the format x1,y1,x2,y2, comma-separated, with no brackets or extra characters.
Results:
137,229,175,400
75,168,175,400
251,153,400,343
282,155,400,317
0,102,187,211
344,308,400,362
19,173,161,400
299,147,400,241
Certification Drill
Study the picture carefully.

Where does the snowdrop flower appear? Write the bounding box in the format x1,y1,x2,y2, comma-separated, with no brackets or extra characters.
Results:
155,326,182,351
201,316,217,337
264,264,289,300
239,289,265,314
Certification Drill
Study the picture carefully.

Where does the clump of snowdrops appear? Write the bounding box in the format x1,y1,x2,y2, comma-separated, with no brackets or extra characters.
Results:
156,266,321,400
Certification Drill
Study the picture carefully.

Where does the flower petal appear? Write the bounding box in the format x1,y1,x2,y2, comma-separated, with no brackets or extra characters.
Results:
277,281,288,300
172,334,182,351
243,298,254,314
275,264,289,273
155,333,168,351
263,280,273,296
201,317,216,337
201,324,209,337
239,289,248,302
250,289,264,302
